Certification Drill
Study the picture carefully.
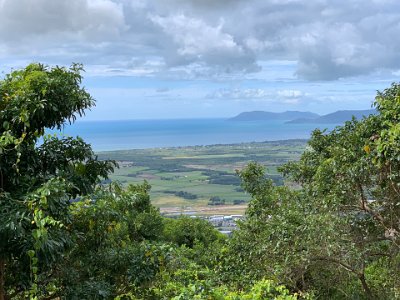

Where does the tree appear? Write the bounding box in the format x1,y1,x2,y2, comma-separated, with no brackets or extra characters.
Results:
0,63,115,299
278,84,400,298
208,196,225,206
163,216,224,249
58,182,165,299
222,83,400,299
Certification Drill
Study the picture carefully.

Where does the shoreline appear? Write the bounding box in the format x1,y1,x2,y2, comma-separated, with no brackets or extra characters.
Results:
95,138,309,154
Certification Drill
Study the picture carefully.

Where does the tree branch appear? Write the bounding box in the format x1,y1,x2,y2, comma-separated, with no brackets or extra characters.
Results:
312,257,357,274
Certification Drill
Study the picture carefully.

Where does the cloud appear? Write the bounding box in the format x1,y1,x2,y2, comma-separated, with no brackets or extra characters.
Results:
1,0,400,80
155,87,170,93
207,88,308,104
0,0,126,40
208,88,269,100
238,0,400,80
148,13,259,74
277,90,305,98
149,14,237,58
288,20,400,80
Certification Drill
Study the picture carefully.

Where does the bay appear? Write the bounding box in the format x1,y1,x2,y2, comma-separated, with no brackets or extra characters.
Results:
52,118,339,151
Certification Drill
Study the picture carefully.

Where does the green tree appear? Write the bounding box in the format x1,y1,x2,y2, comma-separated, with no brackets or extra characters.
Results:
58,182,165,299
220,164,314,291
163,216,226,269
278,85,400,298
0,63,115,299
168,278,301,300
163,216,224,249
208,196,225,206
223,83,400,299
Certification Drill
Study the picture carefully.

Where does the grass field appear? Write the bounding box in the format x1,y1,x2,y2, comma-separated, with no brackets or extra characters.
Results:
97,139,307,215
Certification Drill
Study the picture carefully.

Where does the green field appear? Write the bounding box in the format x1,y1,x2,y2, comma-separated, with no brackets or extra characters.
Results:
97,139,307,209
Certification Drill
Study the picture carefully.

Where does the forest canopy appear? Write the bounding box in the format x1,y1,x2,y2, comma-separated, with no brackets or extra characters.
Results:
1,64,400,299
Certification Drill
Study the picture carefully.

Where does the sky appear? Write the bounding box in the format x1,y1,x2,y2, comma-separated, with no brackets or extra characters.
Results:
1,0,400,120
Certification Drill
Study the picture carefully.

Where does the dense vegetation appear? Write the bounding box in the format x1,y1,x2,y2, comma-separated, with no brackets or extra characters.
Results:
1,64,400,299
226,84,400,299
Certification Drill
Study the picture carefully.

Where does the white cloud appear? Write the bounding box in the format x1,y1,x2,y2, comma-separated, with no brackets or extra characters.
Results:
148,13,259,74
207,88,308,105
277,90,306,98
209,88,268,99
150,14,238,56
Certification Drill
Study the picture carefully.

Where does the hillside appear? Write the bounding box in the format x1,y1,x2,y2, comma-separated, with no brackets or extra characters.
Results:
228,110,320,121
286,109,377,124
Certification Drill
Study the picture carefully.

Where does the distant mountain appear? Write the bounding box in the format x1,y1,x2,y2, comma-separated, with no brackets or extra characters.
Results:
229,111,320,121
286,109,377,124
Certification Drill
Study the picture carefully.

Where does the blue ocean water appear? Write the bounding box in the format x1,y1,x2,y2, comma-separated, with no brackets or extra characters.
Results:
53,119,338,151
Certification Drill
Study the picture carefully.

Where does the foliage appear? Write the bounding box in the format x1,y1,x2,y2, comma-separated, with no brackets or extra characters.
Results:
168,279,300,300
163,190,198,200
221,83,400,299
208,196,226,206
57,182,168,299
7,63,400,300
0,63,115,299
233,199,246,205
163,216,225,249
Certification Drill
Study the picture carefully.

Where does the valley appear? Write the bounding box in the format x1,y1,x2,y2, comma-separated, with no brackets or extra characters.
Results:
97,139,307,216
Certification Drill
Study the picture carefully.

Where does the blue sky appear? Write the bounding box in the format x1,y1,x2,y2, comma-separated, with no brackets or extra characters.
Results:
1,0,400,120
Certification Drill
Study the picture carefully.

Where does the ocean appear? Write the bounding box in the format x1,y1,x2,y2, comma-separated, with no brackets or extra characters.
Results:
52,118,338,151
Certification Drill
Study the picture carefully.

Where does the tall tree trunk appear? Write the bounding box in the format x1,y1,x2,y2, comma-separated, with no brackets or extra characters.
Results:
0,259,5,300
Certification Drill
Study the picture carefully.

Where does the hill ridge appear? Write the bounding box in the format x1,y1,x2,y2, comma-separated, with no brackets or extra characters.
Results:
228,110,319,121
229,109,377,124
286,109,377,124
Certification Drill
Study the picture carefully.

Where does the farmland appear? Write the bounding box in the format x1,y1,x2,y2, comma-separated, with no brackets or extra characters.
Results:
97,139,307,215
